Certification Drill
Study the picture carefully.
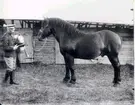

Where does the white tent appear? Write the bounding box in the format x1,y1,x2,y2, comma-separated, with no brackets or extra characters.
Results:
0,0,134,25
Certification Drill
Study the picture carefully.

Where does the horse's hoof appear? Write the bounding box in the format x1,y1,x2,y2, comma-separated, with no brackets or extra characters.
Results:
113,82,120,87
113,78,121,84
69,80,76,84
67,83,72,87
63,78,70,83
118,78,121,82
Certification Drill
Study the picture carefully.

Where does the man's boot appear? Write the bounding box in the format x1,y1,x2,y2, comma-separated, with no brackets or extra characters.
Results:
3,70,10,83
9,71,19,85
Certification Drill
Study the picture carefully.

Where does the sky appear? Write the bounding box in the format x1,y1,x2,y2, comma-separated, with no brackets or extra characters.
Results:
0,0,134,24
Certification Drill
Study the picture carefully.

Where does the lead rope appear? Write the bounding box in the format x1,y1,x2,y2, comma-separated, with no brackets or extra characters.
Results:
34,38,48,52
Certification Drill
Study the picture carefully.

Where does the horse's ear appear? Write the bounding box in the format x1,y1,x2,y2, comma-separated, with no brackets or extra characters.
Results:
45,18,49,27
41,16,45,28
42,15,45,19
42,17,49,27
42,16,45,23
46,18,49,25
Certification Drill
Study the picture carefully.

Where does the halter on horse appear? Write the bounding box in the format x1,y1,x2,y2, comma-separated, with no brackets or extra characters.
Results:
38,18,122,86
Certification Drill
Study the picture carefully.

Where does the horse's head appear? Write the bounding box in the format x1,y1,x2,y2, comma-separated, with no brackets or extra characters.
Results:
38,19,53,41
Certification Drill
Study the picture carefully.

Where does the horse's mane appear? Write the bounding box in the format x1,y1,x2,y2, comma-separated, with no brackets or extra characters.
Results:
46,18,85,36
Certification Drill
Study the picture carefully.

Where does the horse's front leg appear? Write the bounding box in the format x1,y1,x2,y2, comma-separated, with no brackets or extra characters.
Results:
63,63,70,83
63,53,76,84
69,63,76,84
66,55,76,84
63,54,70,83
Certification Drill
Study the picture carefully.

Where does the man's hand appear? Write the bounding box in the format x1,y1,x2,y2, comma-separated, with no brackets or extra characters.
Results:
13,44,19,50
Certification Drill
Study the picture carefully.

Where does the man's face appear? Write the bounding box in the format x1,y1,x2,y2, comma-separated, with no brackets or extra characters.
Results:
7,27,15,33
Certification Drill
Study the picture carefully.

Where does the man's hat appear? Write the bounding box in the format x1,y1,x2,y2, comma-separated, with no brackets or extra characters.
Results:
3,24,15,28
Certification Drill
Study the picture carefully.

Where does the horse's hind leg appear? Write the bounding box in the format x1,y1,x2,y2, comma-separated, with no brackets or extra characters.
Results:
107,55,121,86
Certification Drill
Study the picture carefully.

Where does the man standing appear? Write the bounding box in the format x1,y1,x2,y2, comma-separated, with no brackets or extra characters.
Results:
2,24,19,85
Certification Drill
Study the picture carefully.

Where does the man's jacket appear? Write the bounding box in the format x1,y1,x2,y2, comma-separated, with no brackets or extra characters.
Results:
2,33,17,57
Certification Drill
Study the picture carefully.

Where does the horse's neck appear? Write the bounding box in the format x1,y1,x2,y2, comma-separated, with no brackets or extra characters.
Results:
53,27,85,43
53,29,65,43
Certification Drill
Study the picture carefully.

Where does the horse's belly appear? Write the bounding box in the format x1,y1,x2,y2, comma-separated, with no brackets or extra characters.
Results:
74,45,102,59
74,38,103,59
75,49,100,59
62,46,99,59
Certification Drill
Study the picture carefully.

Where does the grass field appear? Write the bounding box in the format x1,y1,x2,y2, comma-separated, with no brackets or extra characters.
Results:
0,63,134,105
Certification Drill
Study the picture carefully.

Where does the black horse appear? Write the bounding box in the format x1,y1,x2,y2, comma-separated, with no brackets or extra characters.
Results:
38,18,122,86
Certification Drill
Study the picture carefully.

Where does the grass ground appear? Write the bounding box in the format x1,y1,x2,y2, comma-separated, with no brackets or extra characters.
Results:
0,63,134,105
